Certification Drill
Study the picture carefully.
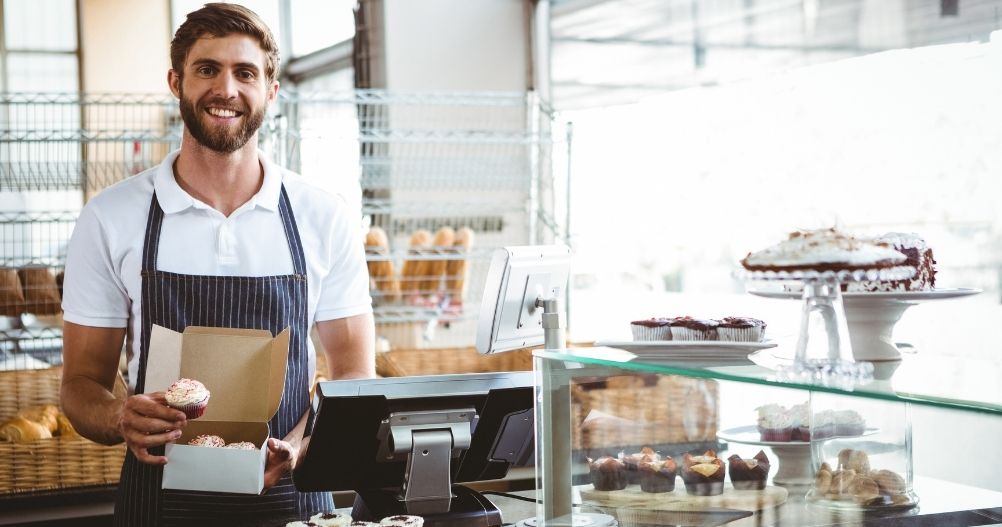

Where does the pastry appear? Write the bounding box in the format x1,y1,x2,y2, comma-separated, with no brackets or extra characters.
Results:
0,268,25,317
365,226,399,303
588,456,628,491
871,469,906,495
17,404,60,433
56,413,80,438
187,434,225,447
165,378,210,419
669,316,719,341
630,318,672,341
17,266,62,315
814,464,833,494
224,441,257,450
837,448,870,475
310,511,352,526
849,475,880,502
400,230,431,294
728,451,770,490
755,404,792,442
848,233,936,292
716,317,766,342
350,523,380,527
680,450,725,496
622,446,658,484
380,516,424,526
419,227,454,293
638,457,677,493
741,228,906,272
445,227,474,301
0,416,53,443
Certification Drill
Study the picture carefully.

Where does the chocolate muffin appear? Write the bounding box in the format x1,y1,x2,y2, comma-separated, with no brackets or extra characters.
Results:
630,318,672,341
728,451,771,490
680,450,725,496
639,457,677,493
622,446,658,484
716,317,766,342
589,456,628,491
669,316,719,341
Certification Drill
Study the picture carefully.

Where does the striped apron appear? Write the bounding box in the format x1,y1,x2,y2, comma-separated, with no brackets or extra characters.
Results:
113,187,334,526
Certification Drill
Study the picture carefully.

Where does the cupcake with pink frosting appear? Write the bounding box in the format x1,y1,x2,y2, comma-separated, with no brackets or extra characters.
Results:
165,378,210,419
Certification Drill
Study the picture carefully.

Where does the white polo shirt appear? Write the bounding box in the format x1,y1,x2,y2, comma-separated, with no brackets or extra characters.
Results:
62,150,373,390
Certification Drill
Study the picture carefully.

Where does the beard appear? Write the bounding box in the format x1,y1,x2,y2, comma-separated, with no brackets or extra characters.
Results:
178,87,265,154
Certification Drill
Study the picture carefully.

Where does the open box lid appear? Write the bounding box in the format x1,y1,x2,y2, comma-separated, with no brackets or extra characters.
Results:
144,324,290,422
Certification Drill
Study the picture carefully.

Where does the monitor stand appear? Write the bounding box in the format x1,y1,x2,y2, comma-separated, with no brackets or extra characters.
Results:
351,485,502,527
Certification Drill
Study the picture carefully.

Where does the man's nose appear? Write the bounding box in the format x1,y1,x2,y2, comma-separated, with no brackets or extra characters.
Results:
211,71,239,98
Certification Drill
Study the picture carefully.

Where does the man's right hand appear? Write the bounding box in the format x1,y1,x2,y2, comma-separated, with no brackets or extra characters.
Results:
118,391,187,465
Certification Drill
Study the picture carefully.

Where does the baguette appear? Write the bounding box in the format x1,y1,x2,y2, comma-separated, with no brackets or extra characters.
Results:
400,230,432,294
445,227,474,301
365,226,399,302
421,227,455,293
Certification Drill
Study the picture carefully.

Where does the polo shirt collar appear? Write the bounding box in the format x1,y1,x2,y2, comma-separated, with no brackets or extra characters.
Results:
153,149,282,214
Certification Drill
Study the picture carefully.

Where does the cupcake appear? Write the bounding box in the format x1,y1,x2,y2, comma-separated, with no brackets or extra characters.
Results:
669,316,718,341
187,434,225,447
638,457,677,493
380,516,424,527
787,403,810,442
728,451,771,490
834,409,865,437
224,441,258,450
589,456,628,491
311,512,352,527
716,317,766,342
680,450,725,496
630,318,672,341
165,378,210,419
755,404,793,442
813,410,836,439
621,446,659,484
350,523,380,527
286,523,320,527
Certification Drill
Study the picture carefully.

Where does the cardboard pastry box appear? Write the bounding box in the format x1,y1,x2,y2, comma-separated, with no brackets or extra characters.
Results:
144,324,290,494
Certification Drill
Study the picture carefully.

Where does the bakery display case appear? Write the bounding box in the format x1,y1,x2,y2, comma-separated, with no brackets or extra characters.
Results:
533,346,1002,526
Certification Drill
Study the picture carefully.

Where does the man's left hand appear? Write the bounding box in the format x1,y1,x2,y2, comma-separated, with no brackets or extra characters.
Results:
262,437,296,493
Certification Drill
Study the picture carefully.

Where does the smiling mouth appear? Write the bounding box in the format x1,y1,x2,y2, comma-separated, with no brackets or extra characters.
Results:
205,107,243,118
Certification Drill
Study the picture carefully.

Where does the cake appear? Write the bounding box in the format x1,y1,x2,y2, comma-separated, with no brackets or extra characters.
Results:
621,446,658,484
669,316,719,341
741,228,906,272
812,410,836,439
310,512,352,527
755,404,792,442
380,516,424,527
630,318,672,341
165,378,210,419
224,441,258,450
638,457,677,493
847,233,936,292
727,451,770,490
588,456,628,491
716,317,766,342
680,450,725,496
187,434,225,447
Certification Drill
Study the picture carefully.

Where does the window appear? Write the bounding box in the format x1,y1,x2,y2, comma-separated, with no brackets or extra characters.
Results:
1,0,79,92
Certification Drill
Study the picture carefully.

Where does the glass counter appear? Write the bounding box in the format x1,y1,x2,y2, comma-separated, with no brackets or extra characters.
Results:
532,346,1002,527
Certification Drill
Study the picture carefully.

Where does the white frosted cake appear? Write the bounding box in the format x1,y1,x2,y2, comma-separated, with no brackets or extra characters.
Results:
742,228,906,272
846,232,936,292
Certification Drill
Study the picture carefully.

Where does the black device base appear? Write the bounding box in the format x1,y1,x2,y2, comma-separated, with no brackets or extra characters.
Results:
351,485,503,527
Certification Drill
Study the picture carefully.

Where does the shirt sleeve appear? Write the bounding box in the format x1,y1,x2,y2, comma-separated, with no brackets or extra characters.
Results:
61,204,131,328
314,195,373,322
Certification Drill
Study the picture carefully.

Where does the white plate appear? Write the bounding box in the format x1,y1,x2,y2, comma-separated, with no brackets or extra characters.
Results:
717,425,877,447
748,287,980,302
594,340,777,360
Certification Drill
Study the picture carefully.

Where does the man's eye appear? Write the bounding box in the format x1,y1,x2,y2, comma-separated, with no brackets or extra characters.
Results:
238,70,255,80
197,66,215,76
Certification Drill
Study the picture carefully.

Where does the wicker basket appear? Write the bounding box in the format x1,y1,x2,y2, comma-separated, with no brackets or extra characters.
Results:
0,367,126,495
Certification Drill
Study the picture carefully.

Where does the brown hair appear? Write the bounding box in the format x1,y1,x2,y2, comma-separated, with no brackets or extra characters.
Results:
170,3,280,82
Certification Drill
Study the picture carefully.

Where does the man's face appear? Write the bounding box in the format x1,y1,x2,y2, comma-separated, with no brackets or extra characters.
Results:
170,34,278,154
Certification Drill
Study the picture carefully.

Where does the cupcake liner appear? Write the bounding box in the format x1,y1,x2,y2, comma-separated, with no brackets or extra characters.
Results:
174,394,209,419
631,325,672,341
670,327,717,341
717,327,764,342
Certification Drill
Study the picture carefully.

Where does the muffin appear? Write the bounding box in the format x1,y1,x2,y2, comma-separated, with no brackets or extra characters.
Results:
834,409,865,437
728,451,771,490
669,316,719,341
224,441,258,450
165,378,211,419
286,522,320,527
716,317,766,342
187,434,225,447
756,404,793,442
787,403,810,442
380,516,424,527
589,456,628,491
638,457,677,493
630,318,672,341
310,512,352,527
680,450,725,496
622,446,659,484
350,523,380,527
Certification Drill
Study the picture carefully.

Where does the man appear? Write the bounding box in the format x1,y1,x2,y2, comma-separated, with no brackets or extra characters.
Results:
59,4,374,525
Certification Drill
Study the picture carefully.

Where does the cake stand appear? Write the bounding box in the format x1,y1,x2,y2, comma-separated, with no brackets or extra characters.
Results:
748,288,981,362
737,267,915,386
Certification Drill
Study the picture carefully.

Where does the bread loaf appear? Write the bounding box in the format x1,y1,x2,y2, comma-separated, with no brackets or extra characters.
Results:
400,230,432,294
420,227,455,294
18,266,62,315
445,227,474,301
0,416,53,443
365,226,399,303
17,404,60,433
0,268,25,317
55,413,80,438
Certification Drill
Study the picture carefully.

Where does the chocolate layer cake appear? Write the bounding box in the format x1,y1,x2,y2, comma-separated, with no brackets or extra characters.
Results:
847,233,936,292
742,228,905,272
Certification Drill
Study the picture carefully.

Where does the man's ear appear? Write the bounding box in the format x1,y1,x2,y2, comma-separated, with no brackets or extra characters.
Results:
168,69,182,98
267,80,279,104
